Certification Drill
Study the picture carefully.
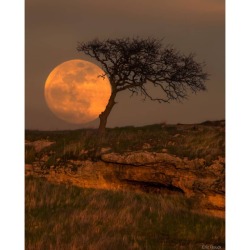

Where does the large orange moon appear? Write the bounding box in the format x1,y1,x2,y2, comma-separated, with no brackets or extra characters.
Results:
44,59,111,124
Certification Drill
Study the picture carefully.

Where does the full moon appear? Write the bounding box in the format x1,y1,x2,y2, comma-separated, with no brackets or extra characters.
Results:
44,59,111,124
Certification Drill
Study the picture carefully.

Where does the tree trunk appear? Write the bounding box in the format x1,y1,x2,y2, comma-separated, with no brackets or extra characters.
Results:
94,91,117,158
98,91,117,136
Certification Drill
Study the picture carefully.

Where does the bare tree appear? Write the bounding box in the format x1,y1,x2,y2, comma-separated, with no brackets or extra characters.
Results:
77,37,208,135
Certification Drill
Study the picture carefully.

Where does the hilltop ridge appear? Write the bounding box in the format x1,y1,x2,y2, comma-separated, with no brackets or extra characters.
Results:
25,121,225,218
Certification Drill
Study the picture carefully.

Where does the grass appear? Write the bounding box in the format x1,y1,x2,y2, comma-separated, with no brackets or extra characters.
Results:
25,145,36,164
25,176,225,250
25,121,225,249
25,120,225,168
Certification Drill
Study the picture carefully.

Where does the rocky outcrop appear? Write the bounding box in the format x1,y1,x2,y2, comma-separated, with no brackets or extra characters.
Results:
26,151,225,218
101,151,182,166
25,140,55,152
100,152,225,217
102,152,224,194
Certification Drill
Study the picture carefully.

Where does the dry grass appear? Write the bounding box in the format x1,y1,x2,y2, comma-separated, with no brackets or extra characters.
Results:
25,176,225,250
25,121,225,167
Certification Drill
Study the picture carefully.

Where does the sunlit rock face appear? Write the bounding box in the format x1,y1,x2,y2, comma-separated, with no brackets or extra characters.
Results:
26,149,225,218
100,152,225,218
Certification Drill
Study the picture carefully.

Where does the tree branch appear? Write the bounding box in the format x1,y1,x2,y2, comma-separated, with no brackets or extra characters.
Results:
77,37,208,104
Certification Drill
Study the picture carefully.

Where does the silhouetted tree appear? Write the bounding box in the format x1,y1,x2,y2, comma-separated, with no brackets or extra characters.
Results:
77,37,208,135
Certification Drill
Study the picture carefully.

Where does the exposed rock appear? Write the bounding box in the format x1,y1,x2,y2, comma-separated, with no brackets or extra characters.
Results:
26,150,225,218
25,164,33,176
80,149,88,155
161,149,168,153
100,147,112,154
142,143,151,149
25,140,55,152
100,151,225,217
101,151,182,166
173,133,181,137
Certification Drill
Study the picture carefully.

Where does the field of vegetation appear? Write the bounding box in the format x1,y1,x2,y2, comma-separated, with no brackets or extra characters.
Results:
25,120,225,169
25,121,225,249
26,176,225,250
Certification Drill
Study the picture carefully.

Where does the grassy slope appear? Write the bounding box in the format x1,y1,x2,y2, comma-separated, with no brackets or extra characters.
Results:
25,121,225,168
26,176,225,250
25,121,225,249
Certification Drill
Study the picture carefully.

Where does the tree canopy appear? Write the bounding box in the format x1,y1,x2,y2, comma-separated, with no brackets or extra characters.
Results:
77,37,208,103
77,37,208,138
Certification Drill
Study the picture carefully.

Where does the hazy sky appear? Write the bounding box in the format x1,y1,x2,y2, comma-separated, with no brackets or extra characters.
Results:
25,0,225,130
